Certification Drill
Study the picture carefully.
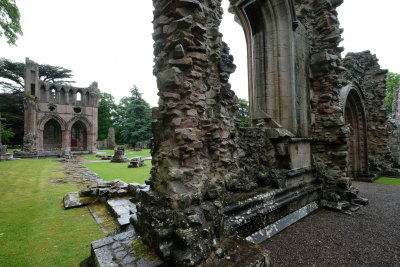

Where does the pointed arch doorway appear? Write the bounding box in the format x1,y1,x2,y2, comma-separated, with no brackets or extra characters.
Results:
344,88,368,179
71,121,87,151
43,119,62,150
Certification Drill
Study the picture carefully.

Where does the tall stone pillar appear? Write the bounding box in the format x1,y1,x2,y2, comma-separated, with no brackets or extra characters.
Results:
136,0,239,265
23,58,40,151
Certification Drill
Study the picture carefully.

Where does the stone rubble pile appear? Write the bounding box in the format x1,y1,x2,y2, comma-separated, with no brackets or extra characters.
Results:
79,179,130,198
128,157,146,168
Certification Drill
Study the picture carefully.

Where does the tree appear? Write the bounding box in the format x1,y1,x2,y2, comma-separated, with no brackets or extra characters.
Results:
98,92,117,140
0,58,74,93
0,0,23,45
0,126,14,144
0,91,23,145
384,72,400,114
116,86,152,146
235,98,250,127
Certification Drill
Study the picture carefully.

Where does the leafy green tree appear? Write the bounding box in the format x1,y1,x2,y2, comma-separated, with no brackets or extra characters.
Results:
384,72,400,114
0,91,23,145
0,58,74,93
0,0,23,45
0,126,14,144
116,86,152,146
98,92,117,140
235,98,250,127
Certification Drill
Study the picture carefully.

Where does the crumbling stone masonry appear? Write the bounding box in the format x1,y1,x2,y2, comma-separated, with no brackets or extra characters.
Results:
342,51,393,177
389,84,400,167
130,0,390,266
97,128,116,150
15,58,99,158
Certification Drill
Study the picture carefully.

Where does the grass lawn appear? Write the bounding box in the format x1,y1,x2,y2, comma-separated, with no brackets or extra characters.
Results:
82,161,151,184
374,177,400,186
0,159,104,267
83,149,151,161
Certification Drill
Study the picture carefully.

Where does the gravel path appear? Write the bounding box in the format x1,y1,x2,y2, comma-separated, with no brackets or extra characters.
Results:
262,182,400,267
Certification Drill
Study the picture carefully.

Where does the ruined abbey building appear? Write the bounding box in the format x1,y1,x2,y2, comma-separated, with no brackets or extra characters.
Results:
15,58,99,158
129,0,394,266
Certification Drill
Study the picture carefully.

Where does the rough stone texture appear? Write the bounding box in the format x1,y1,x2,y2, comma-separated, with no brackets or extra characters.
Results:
79,179,129,199
63,192,95,209
128,157,146,168
15,58,99,158
106,199,137,228
343,51,393,176
91,230,163,267
199,237,271,267
136,2,243,265
110,147,129,163
388,121,400,167
0,145,12,161
389,84,400,167
131,0,379,266
97,128,116,150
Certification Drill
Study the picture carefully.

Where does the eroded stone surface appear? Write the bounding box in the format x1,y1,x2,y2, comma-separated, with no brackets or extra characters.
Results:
64,192,86,209
91,230,163,267
133,1,376,266
79,179,129,199
111,147,129,163
107,199,137,228
199,237,270,267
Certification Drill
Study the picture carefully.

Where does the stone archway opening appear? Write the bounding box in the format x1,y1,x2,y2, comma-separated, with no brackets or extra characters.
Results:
220,0,248,102
71,121,87,151
344,89,368,179
43,119,62,150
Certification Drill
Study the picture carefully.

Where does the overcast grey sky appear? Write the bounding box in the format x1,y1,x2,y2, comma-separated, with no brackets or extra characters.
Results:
1,0,399,106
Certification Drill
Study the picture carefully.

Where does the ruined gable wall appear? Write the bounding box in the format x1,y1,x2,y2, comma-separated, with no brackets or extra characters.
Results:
343,51,392,174
135,0,366,265
295,0,354,199
389,84,400,166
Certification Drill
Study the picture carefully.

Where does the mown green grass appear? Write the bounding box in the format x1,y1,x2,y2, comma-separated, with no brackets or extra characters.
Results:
0,159,104,267
374,177,400,186
83,149,151,161
82,161,151,184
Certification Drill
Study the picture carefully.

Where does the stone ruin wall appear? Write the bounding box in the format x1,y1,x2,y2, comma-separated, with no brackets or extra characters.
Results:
389,84,400,167
136,1,240,264
97,128,116,150
343,51,393,174
133,0,388,266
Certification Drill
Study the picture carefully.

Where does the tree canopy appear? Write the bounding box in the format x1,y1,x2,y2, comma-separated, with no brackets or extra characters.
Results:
0,58,74,93
96,86,153,146
235,98,250,127
116,86,152,146
98,92,117,141
0,91,23,145
384,72,400,115
0,0,23,45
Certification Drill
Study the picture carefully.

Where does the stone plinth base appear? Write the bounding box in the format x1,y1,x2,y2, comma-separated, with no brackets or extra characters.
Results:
0,153,12,161
13,151,39,159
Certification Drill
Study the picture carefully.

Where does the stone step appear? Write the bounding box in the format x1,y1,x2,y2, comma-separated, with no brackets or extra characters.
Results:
106,199,137,228
91,230,163,267
223,184,321,239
